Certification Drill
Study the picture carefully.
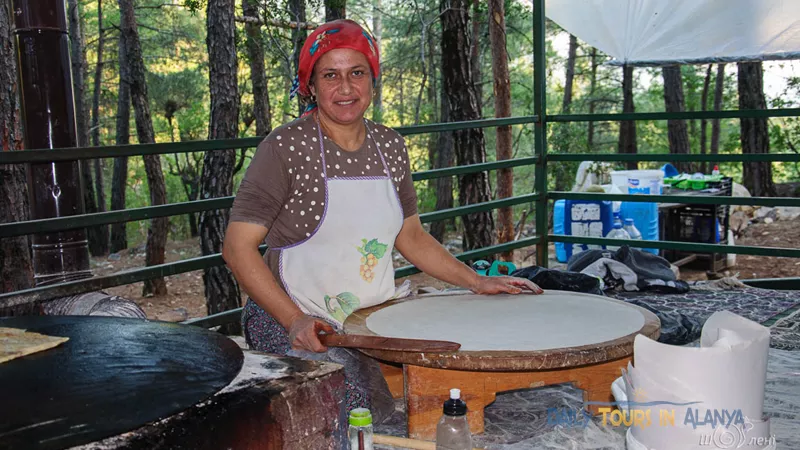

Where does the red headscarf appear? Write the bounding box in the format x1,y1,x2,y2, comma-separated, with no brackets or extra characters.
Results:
290,20,380,114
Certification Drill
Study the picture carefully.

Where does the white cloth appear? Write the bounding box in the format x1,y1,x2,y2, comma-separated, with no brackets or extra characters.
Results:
279,119,404,328
617,312,774,450
546,0,800,65
580,257,639,291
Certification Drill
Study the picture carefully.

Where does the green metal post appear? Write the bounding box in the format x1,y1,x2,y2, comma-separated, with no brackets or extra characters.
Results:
533,0,548,267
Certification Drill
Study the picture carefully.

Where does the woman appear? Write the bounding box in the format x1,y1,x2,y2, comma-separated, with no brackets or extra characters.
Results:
223,19,542,422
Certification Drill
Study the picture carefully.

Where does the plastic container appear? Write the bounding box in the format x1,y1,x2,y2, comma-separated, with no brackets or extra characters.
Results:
554,200,567,263
436,389,472,450
607,183,624,214
623,218,642,241
620,201,659,255
661,163,679,178
611,170,664,195
610,171,629,192
605,220,631,251
348,408,374,450
554,199,614,263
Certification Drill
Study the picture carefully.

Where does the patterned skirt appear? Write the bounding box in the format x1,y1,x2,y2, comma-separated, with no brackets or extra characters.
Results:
241,298,394,422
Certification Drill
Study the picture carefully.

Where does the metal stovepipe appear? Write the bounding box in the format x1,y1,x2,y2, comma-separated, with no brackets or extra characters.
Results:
12,0,92,286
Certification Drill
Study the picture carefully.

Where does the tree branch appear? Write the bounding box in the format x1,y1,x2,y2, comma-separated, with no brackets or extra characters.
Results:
235,15,317,30
134,3,181,9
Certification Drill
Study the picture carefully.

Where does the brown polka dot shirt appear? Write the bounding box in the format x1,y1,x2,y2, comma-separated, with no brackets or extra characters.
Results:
230,114,418,293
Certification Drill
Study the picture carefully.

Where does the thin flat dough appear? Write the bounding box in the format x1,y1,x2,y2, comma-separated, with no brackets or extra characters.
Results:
0,327,69,363
365,292,646,351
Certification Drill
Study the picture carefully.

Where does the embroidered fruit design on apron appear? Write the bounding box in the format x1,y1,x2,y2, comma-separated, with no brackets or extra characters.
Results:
357,239,388,283
323,292,360,322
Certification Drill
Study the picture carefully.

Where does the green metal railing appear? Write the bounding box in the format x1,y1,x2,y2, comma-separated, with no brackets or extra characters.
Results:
2,0,800,327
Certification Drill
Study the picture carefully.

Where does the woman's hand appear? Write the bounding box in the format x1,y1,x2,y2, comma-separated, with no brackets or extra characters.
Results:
288,314,335,352
470,275,543,295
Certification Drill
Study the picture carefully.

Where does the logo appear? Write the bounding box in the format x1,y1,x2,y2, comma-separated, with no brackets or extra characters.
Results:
700,429,776,449
547,388,776,449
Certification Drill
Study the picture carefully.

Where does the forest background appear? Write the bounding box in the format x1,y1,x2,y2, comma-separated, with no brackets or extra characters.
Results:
2,0,799,322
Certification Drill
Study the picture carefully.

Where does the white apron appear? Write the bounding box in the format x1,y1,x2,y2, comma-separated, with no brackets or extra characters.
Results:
278,119,404,328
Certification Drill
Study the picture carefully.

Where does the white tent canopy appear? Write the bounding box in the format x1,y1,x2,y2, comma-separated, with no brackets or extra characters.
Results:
545,0,800,66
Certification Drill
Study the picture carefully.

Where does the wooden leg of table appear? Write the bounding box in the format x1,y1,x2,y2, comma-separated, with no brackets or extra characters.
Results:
403,357,632,440
379,362,404,399
404,365,491,441
573,357,630,415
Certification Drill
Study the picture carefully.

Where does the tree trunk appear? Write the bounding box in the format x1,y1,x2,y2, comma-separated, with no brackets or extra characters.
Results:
412,13,428,125
553,34,578,191
488,0,513,260
587,47,597,149
662,65,692,173
80,157,102,254
289,0,306,116
67,0,106,256
562,34,577,113
91,0,109,255
428,33,450,241
427,28,437,126
67,0,89,148
430,88,454,243
710,63,725,155
0,0,34,296
170,152,202,237
425,28,437,186
738,62,775,197
243,0,270,136
441,0,493,252
202,0,241,334
471,0,481,115
187,173,200,237
110,32,130,255
372,0,382,122
94,159,107,215
618,64,638,170
399,73,404,124
699,64,712,173
91,0,104,148
118,0,168,296
325,0,345,21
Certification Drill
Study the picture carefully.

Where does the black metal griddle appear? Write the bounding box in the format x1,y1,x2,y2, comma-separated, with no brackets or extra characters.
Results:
0,316,244,450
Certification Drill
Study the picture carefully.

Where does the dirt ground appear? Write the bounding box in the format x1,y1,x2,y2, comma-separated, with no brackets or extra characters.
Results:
94,219,800,322
725,219,800,280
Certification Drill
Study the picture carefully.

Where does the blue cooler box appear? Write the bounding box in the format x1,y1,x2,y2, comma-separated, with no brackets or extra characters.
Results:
554,199,614,263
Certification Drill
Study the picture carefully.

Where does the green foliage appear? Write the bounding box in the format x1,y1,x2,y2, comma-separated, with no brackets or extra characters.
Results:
73,0,797,247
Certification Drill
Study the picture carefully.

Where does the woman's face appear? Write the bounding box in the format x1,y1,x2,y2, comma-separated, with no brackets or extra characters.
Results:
310,49,373,126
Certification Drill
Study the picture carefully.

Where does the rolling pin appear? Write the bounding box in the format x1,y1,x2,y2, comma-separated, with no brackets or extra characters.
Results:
318,333,460,352
373,434,484,450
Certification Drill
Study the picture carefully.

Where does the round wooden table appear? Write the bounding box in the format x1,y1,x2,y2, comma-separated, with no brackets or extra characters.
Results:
343,290,660,440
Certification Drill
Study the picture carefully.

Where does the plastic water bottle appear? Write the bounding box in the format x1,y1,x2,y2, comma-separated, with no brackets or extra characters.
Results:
605,219,630,251
348,408,373,450
436,389,472,449
712,165,720,177
623,218,642,241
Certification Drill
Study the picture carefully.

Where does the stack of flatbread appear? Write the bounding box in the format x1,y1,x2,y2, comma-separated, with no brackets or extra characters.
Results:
1,327,69,363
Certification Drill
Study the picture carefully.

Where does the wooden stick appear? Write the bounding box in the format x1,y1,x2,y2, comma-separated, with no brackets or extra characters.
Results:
373,434,485,450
